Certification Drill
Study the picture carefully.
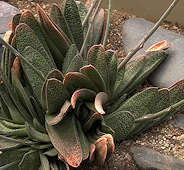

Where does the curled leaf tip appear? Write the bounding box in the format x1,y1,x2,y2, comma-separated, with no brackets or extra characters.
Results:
145,40,170,52
95,92,108,114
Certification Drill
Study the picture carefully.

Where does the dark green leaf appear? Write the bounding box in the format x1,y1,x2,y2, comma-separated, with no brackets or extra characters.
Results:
15,23,56,68
46,114,83,167
37,4,71,56
87,45,108,85
21,46,55,102
104,111,134,141
18,150,40,170
50,4,74,42
63,72,98,94
64,0,84,50
39,153,50,170
80,65,106,92
76,119,90,160
20,10,53,57
45,78,68,115
62,44,78,74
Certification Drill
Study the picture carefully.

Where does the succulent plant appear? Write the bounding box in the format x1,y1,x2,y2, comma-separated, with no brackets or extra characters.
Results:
0,0,184,169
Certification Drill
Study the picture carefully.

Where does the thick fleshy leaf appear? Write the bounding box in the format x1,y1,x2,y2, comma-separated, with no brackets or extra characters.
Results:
75,103,91,124
95,92,108,114
2,48,10,81
0,136,21,151
89,144,96,161
37,4,71,56
115,83,184,137
18,150,40,170
8,36,17,81
76,119,90,160
2,79,33,123
0,148,28,169
45,69,64,81
0,161,19,170
19,10,53,57
80,65,106,92
65,54,83,74
0,122,26,137
0,119,24,129
39,153,50,170
21,46,55,102
154,80,184,123
12,13,21,33
103,134,115,156
76,1,88,23
11,58,38,120
127,88,170,136
104,111,134,141
25,122,50,142
106,50,118,94
46,114,83,168
117,87,160,119
33,118,45,133
0,81,24,123
83,112,103,132
45,78,68,115
87,9,104,48
0,96,12,120
30,96,45,125
62,44,78,74
95,137,108,166
15,23,56,68
1,48,6,76
76,1,88,35
58,155,70,170
50,161,59,170
41,69,64,110
11,57,21,79
114,54,145,97
71,88,96,109
87,45,108,85
50,4,74,42
169,79,184,105
43,148,58,157
63,0,84,50
63,72,98,94
126,50,168,93
45,100,71,125
107,94,127,114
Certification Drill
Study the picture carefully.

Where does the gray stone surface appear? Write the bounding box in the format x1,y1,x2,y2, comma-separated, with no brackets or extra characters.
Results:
0,1,19,59
0,1,19,36
171,114,184,130
122,18,184,88
130,145,184,170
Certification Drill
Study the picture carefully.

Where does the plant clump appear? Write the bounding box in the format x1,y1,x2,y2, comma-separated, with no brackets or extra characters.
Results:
0,0,184,169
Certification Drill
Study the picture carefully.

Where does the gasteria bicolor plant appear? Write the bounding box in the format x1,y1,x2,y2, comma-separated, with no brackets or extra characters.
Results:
0,0,182,169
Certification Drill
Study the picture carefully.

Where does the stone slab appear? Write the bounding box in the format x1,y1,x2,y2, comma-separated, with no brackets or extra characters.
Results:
122,18,184,88
0,1,20,34
171,114,184,130
0,1,20,59
130,145,184,170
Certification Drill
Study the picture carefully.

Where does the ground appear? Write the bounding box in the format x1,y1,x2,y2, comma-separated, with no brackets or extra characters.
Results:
3,0,184,169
